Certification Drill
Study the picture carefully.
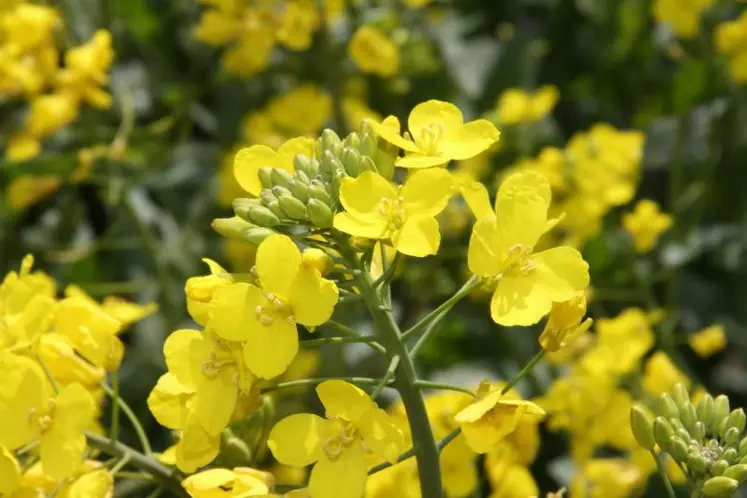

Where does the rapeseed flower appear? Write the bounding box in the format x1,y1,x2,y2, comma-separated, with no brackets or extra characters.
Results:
208,234,338,378
55,295,122,369
371,100,499,168
539,295,593,352
268,380,405,498
234,137,314,196
496,86,559,125
641,351,688,397
334,169,454,257
622,199,673,252
349,26,399,77
467,171,589,326
185,258,233,325
689,324,727,358
0,444,21,494
571,458,645,498
715,12,747,83
182,467,274,497
580,307,653,377
653,0,713,39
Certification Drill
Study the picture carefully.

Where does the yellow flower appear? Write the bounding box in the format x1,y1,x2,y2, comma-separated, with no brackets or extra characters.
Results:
302,248,333,276
7,92,80,161
266,85,332,136
349,26,400,77
652,0,713,39
38,333,105,388
334,169,454,257
55,30,115,109
487,464,538,498
182,467,274,498
454,382,545,454
580,308,653,377
715,13,747,83
57,461,113,498
571,458,645,498
538,295,593,352
7,175,61,211
277,1,319,51
185,258,233,325
208,235,338,379
0,444,21,495
688,324,727,358
511,147,567,192
496,86,559,125
642,351,688,397
622,199,673,252
268,380,405,498
371,100,500,168
100,296,157,328
55,296,122,369
233,137,315,196
468,171,589,326
221,33,275,78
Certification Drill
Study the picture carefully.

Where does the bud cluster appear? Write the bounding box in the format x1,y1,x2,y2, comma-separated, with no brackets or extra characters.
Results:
631,383,747,497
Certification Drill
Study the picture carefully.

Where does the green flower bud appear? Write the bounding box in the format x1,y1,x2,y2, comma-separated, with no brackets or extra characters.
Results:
260,189,277,205
244,227,278,245
712,459,730,476
289,180,310,203
242,205,281,228
294,154,319,178
740,455,747,465
714,395,731,435
676,427,692,443
709,439,722,451
320,129,342,155
630,404,655,450
738,437,747,457
270,168,294,189
233,197,261,219
375,148,396,180
727,409,746,435
272,186,293,198
359,156,378,174
320,150,343,181
725,427,742,447
307,199,334,228
295,169,311,186
689,453,710,473
693,421,707,443
672,383,690,410
681,402,697,431
265,200,283,218
344,132,361,150
220,429,253,465
211,216,255,241
342,147,361,177
670,436,689,461
308,181,333,205
654,417,676,452
703,476,739,497
278,196,307,220
723,448,739,463
723,464,747,482
698,394,715,427
657,394,680,419
359,132,378,158
258,167,274,189
329,169,346,199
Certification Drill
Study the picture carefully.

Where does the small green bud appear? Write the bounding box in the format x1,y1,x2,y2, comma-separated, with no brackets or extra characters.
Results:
270,168,294,189
278,196,307,220
709,439,722,451
723,448,739,463
681,402,697,431
272,186,293,198
258,167,274,189
714,395,731,435
740,455,747,465
289,180,310,203
672,383,690,410
630,404,655,450
307,199,334,228
320,150,344,181
703,476,739,497
725,427,742,446
670,436,689,461
244,227,278,245
260,189,277,205
233,197,261,219
329,169,345,199
723,464,747,482
211,216,254,240
342,147,361,176
321,129,342,155
654,417,675,452
738,437,747,457
727,409,746,435
359,156,378,174
657,393,680,419
294,154,319,178
344,132,361,150
697,394,715,427
220,429,253,465
359,132,378,158
295,169,311,185
265,200,283,218
243,205,281,228
308,181,333,205
693,421,707,443
676,427,692,442
689,453,709,473
712,459,730,476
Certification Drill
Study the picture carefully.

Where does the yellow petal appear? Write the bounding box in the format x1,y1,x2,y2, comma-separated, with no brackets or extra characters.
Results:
243,319,298,379
176,417,221,473
0,445,21,495
316,380,373,423
233,145,277,196
54,383,96,438
0,353,48,450
358,408,405,463
532,247,590,302
339,171,398,222
193,369,238,436
467,218,504,277
408,100,463,143
440,120,500,160
183,468,236,492
63,468,113,498
392,216,441,257
333,212,388,239
209,283,258,342
401,168,454,217
289,268,338,327
395,154,450,168
370,116,420,153
277,136,315,161
256,235,302,298
493,171,551,257
454,389,502,424
490,273,549,326
164,329,205,389
308,445,367,498
268,414,331,467
40,431,86,479
460,180,494,221
147,373,193,430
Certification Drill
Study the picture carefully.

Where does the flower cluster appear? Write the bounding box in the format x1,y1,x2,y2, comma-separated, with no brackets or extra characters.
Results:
715,11,747,83
0,256,156,496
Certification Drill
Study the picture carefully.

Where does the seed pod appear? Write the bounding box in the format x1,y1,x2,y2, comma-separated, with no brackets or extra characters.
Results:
697,394,715,427
670,437,689,461
211,216,253,240
308,181,333,206
307,199,334,228
688,453,709,473
693,421,706,443
723,464,747,482
657,393,680,419
359,156,378,174
289,180,310,203
342,147,361,177
712,460,730,476
672,383,690,411
654,417,675,452
278,196,307,220
703,476,739,497
725,427,742,447
233,198,262,220
631,404,655,450
713,395,731,435
723,448,738,463
270,168,294,189
294,154,319,178
258,167,274,189
244,227,278,245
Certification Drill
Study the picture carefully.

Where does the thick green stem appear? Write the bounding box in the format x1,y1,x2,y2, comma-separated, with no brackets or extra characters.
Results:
101,381,153,457
86,432,188,498
403,275,480,340
652,450,677,498
338,238,445,498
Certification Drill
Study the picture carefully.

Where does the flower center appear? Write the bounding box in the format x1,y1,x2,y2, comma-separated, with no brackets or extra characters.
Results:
255,292,295,326
323,420,365,460
418,123,444,155
374,195,407,233
29,398,56,433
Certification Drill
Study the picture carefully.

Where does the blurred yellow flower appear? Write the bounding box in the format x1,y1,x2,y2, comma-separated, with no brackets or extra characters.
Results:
7,175,61,211
689,324,727,358
642,351,688,397
234,137,314,196
349,25,399,77
622,199,673,253
715,12,747,83
539,295,593,352
653,0,713,39
581,308,653,377
571,458,645,498
182,467,274,497
496,86,559,125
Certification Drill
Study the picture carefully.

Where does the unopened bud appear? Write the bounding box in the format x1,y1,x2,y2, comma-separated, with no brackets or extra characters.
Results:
295,169,311,185
712,459,730,476
725,427,742,446
344,132,361,150
294,154,319,178
739,437,747,457
272,186,293,198
320,129,342,155
221,430,252,465
302,248,333,275
244,205,281,228
307,199,334,228
654,417,675,451
260,189,277,205
693,421,706,442
703,476,739,497
714,395,731,435
359,156,378,174
258,167,274,189
672,383,690,410
697,394,715,427
289,180,310,203
657,394,680,419
211,216,254,240
681,403,697,431
330,169,346,199
278,196,307,220
723,448,739,463
233,198,261,220
723,464,747,482
688,453,709,473
308,182,333,205
359,132,378,158
342,147,361,176
265,200,283,218
631,404,655,450
270,168,294,189
320,150,344,181
670,437,689,461
375,147,395,180
727,409,746,435
244,227,277,245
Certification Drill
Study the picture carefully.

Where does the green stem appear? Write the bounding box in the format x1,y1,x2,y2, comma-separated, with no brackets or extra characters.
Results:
301,335,384,351
403,276,480,340
414,380,476,397
109,370,120,443
501,350,545,394
373,252,401,290
260,377,391,394
652,450,677,498
371,355,400,399
100,382,153,457
338,237,445,498
324,320,387,355
110,453,132,475
85,432,187,498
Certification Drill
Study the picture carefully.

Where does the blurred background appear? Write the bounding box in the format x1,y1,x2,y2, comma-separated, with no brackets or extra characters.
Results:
2,0,747,496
